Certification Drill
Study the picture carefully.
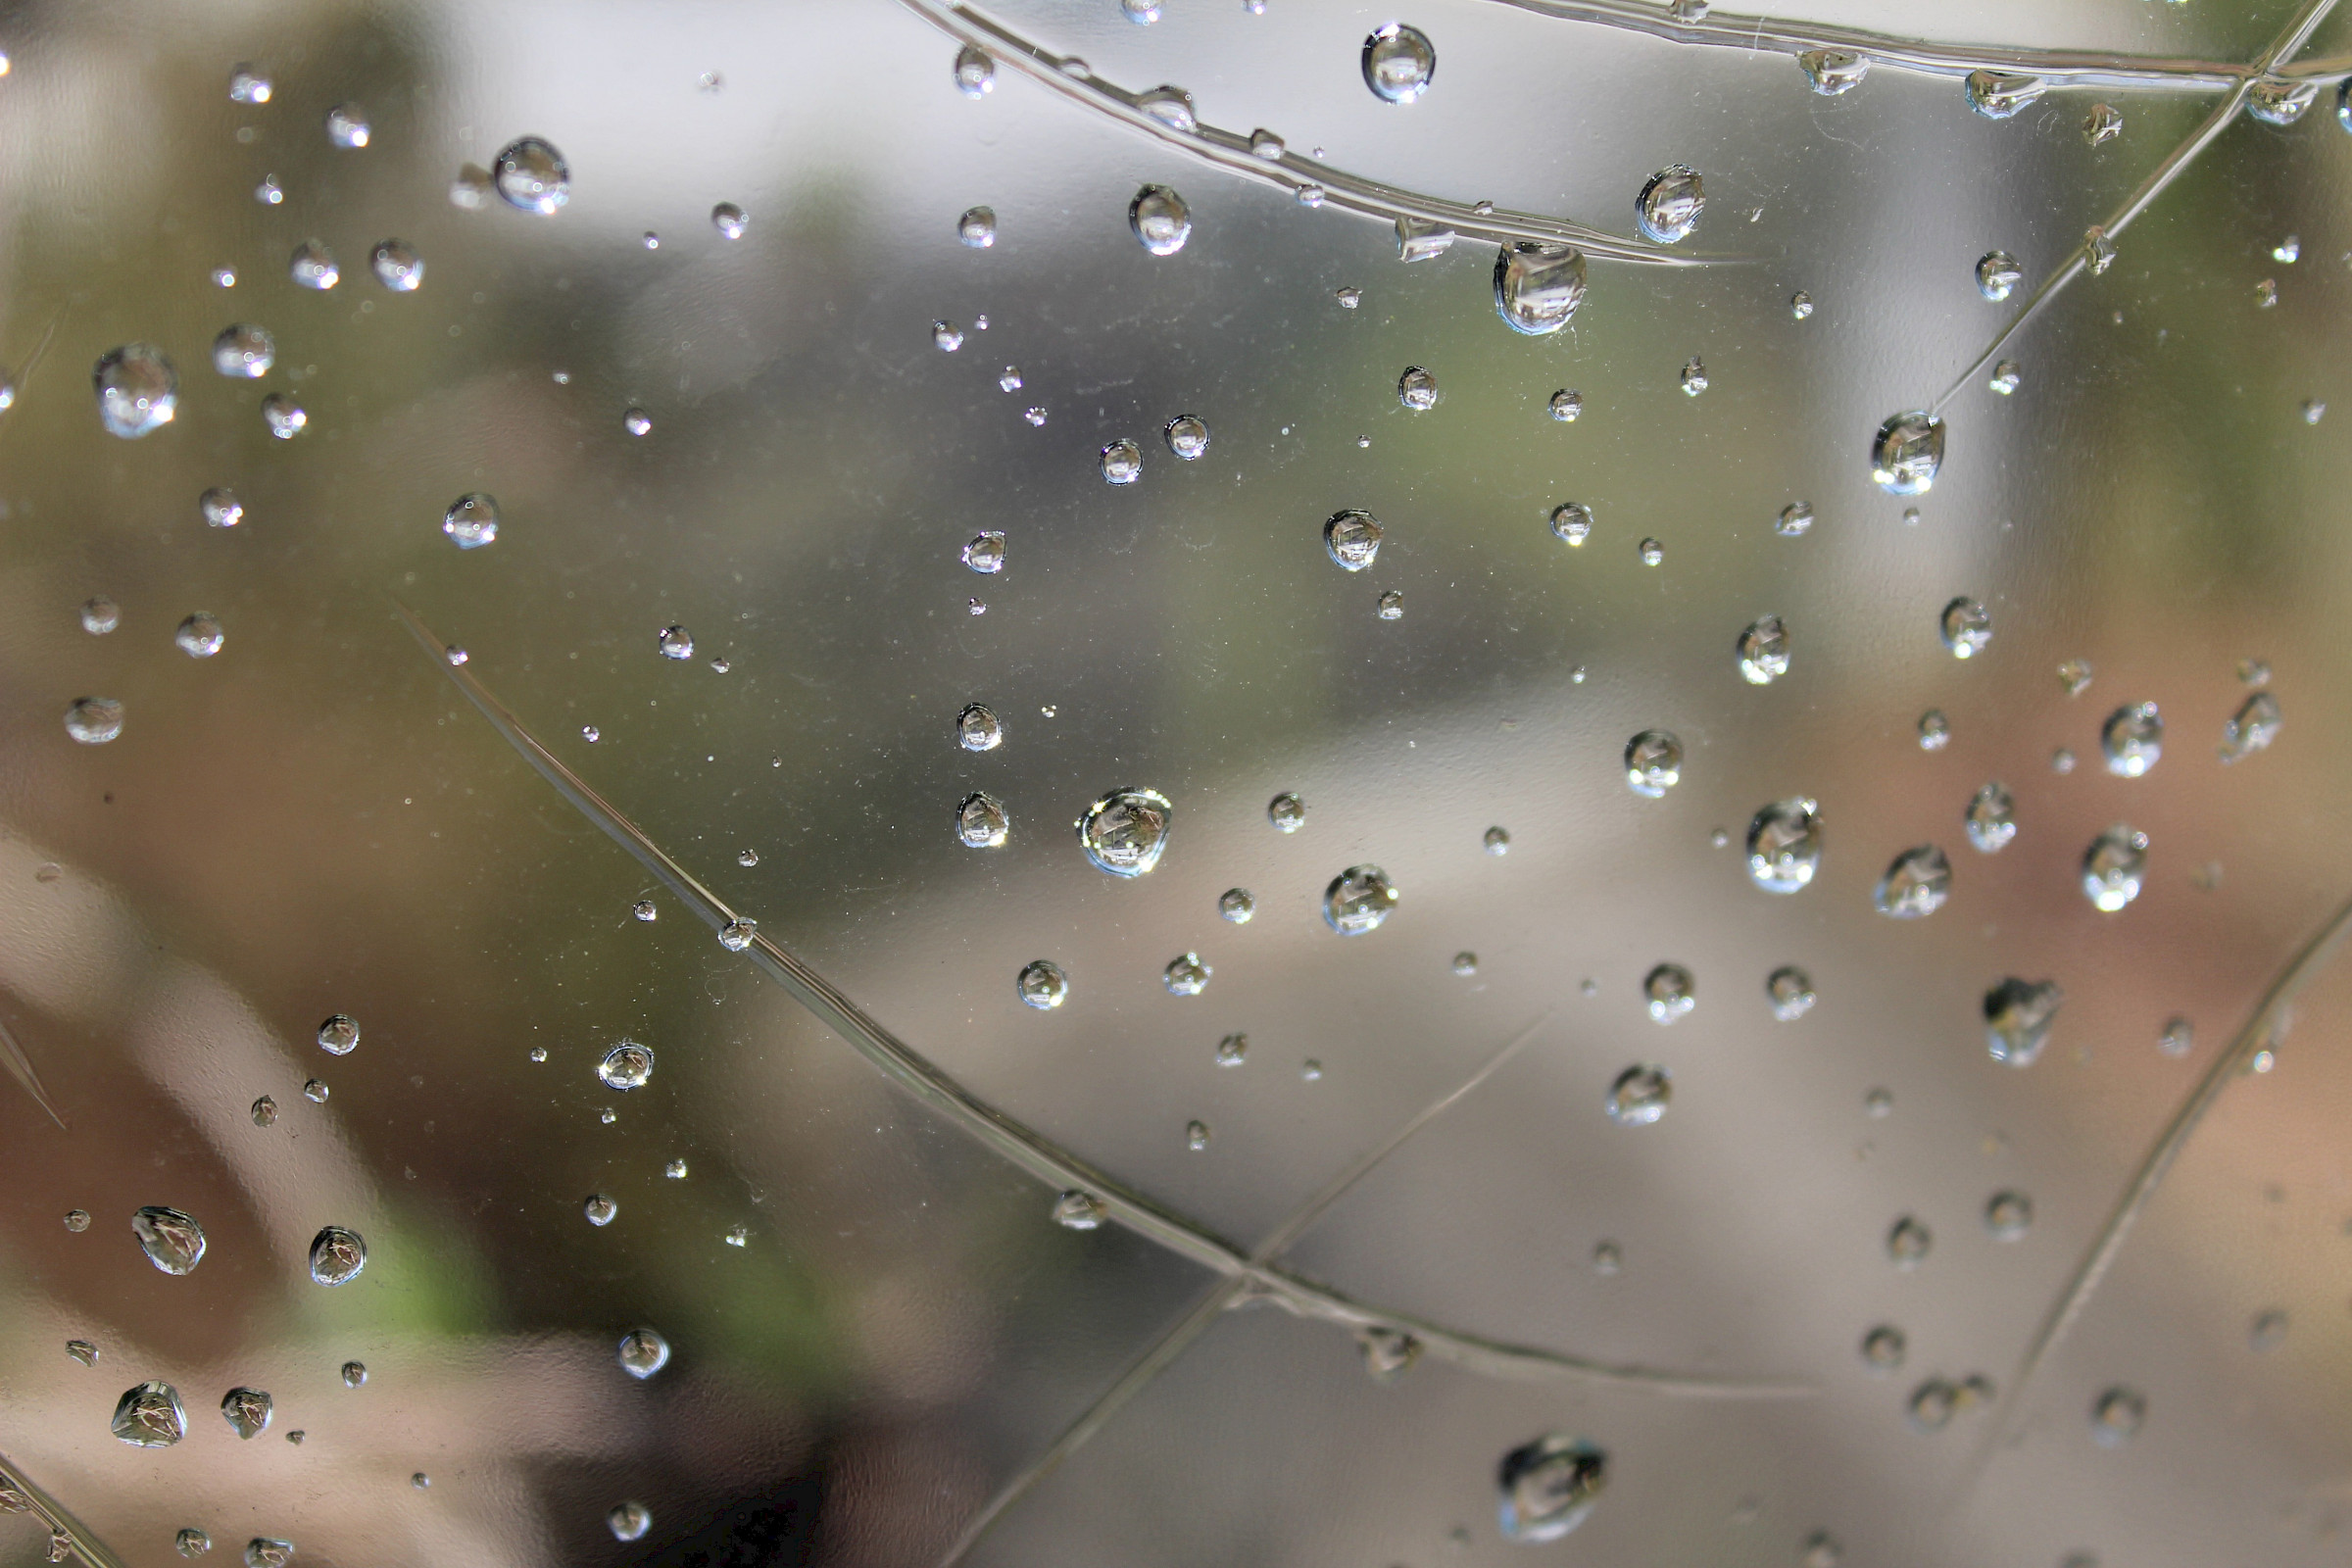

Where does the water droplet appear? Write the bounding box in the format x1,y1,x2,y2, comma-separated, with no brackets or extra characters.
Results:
1886,1215,1932,1268
220,1388,271,1440
956,703,1003,753
1745,799,1822,894
1637,963,1694,1025
1323,864,1398,935
1396,365,1438,410
1023,406,1048,425
254,175,283,206
1478,825,1511,858
1217,887,1255,922
1976,250,2023,302
260,393,307,439
954,44,995,95
1546,501,1592,547
575,1191,618,1228
1965,70,2044,119
325,104,369,148
2082,823,2147,912
2304,398,2328,425
1861,1325,1905,1370
582,726,601,743
2255,276,2278,309
1491,242,1587,335
210,324,274,379
1767,966,1815,1020
1496,1435,1605,1542
598,1043,655,1092
1186,1119,1211,1151
132,1206,206,1275
177,1530,212,1558
1164,414,1210,460
75,596,122,638
198,487,246,530
302,1077,330,1103
647,625,695,664
2055,659,2095,697
1908,710,1951,753
1635,165,1704,244
1955,782,2018,856
1865,1088,1892,1116
1735,614,1791,685
1679,356,1709,396
1759,504,1812,544
1268,792,1306,832
1636,536,1664,566
1324,510,1384,569
1017,959,1068,1009
2084,226,2117,274
93,345,176,438
306,1015,361,1060
1608,1067,1665,1128
1098,437,1143,484
1128,184,1192,256
1790,290,1814,319
288,240,339,291
1361,23,1436,103
243,1540,292,1568
929,318,966,354
2249,1307,2289,1350
2090,1386,2144,1445
1162,953,1210,995
1622,729,1685,800
113,1383,186,1446
2099,702,2163,777
1077,788,1172,876
1544,389,1587,425
2051,747,2076,774
60,1206,92,1234
426,492,499,552
607,1503,651,1544
63,695,124,745
494,137,569,214
170,612,222,660
228,66,271,103
950,790,1010,850
1872,411,1945,495
1875,846,1951,918
1375,589,1405,620
1343,1324,1420,1383
1983,976,2064,1066
1939,597,1991,658
368,239,423,292
1797,48,1867,93
2082,103,2123,145
63,1338,97,1368
2273,235,2300,265
2220,691,2281,762
614,1327,670,1380
2151,1014,2194,1059
1042,1188,1106,1236
308,1225,367,1286
1136,84,1195,129
1451,951,1479,976
1988,359,2020,395
1984,1190,2033,1240
1212,1032,1250,1068
2247,78,2317,125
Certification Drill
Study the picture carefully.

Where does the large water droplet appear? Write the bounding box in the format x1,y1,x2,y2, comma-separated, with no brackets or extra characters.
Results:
1128,185,1191,256
1136,84,1195,129
316,1015,361,1056
1396,365,1438,410
1016,959,1069,1009
1984,978,2062,1065
211,324,273,379
176,1531,211,1559
1496,1435,1606,1542
94,345,176,438
1492,243,1586,335
1077,789,1171,876
1965,71,2044,119
1886,1215,1932,1268
494,137,569,214
443,494,499,549
2221,691,2281,761
1875,846,1951,918
1964,782,2017,853
1549,502,1592,546
2090,1387,2144,1445
1218,888,1255,923
617,1328,670,1379
1737,614,1790,684
1606,1064,1672,1124
1324,510,1384,569
598,1043,654,1091
2248,78,2319,125
220,1388,272,1440
66,697,124,745
1323,864,1397,935
583,1194,617,1227
1767,965,1816,1020
1548,389,1584,421
132,1206,206,1275
2101,703,2163,776
1635,166,1704,244
1872,412,1944,495
1624,730,1683,797
1940,597,1991,658
1745,798,1822,893
308,1226,367,1286
1361,23,1436,103
954,44,994,96
112,1383,186,1447
1976,251,2023,302
2082,824,2147,912
956,792,1008,849
1984,1190,2033,1240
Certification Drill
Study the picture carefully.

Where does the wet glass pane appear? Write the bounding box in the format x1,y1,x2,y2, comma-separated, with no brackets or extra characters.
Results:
2,2,2350,1565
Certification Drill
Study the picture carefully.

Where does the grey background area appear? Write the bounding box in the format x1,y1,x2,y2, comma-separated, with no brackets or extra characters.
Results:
0,0,2349,1564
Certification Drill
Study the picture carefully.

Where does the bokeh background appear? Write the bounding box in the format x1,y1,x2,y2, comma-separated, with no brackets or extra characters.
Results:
1,0,2351,1564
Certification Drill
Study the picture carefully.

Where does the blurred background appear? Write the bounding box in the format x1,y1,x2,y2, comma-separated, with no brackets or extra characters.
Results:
1,0,2350,1563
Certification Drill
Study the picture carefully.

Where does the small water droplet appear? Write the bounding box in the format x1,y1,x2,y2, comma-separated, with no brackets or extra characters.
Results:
2220,691,2281,762
1767,966,1815,1020
1768,501,1814,539
369,239,423,291
79,596,122,636
581,1192,619,1227
1396,365,1438,410
1186,1118,1211,1151
288,240,339,290
1480,825,1511,858
1492,242,1587,335
311,1014,361,1057
615,1328,670,1380
1361,23,1436,103
1988,360,2020,395
1965,70,2044,119
1162,953,1210,995
1984,977,2063,1066
1745,799,1821,893
2082,103,2123,145
1737,615,1790,685
1078,790,1171,877
254,175,283,206
494,137,569,214
2255,277,2278,308
1496,1435,1605,1541
1451,951,1479,976
1375,589,1404,619
1099,438,1142,484
2055,659,2094,697
598,1043,654,1092
1642,962,1695,1023
1324,510,1384,569
1547,388,1584,422
2101,702,2163,776
1137,84,1195,128
1053,1191,1105,1229
931,318,965,353
1215,1032,1250,1066
243,1539,292,1568
94,344,176,438
1909,710,1950,752
228,66,271,103
1638,536,1664,566
1128,184,1192,255
65,1339,97,1368
1164,414,1210,459
1886,1215,1932,1268
323,104,369,148
1790,290,1814,319
2248,78,2317,125
308,1225,367,1286
653,624,694,662
210,324,274,379
608,1503,651,1544
954,791,1010,850
2273,235,2301,264
1984,1190,2033,1240
1975,250,2023,302
1798,48,1867,93
2084,226,2117,273
1395,216,1455,262
1017,959,1069,1009
177,1530,212,1558
220,1387,272,1440
1679,356,1708,396
438,493,500,550
954,44,995,95
260,392,307,440
1268,792,1306,832
2249,1307,2289,1350
1323,864,1397,935
1023,406,1048,425
63,1207,91,1233
1861,1324,1906,1370
1548,501,1592,546
1872,411,1944,495
1875,845,1951,917
1963,782,2017,854
1939,597,1991,658
173,612,223,660
2082,824,2147,911
2090,1386,2144,1445
1624,730,1683,797
302,1078,329,1103
132,1206,206,1275
113,1382,186,1446
956,703,1003,753
582,726,601,743
2303,398,2328,425
1635,165,1704,244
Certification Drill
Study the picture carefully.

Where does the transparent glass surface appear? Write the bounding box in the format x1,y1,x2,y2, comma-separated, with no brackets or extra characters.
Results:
2,1,2350,1564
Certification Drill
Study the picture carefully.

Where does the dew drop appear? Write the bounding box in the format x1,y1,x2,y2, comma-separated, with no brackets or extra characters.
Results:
1887,1215,1932,1268
2082,103,2123,145
1983,977,2063,1066
254,175,283,205
1185,1119,1211,1151
1777,501,1814,537
1798,49,1867,93
1939,597,1991,658
1268,792,1306,832
718,918,758,952
1164,414,1210,459
2090,1387,2144,1445
1963,782,2017,854
174,613,223,659
2100,703,2163,776
80,597,122,635
1872,411,1944,495
228,66,271,103
93,345,176,438
1965,70,2044,119
1679,356,1708,396
1215,1032,1249,1066
1984,1190,2033,1240
211,324,273,379
1790,290,1814,319
1496,1435,1606,1542
1639,536,1664,566
243,1540,292,1568
931,319,965,353
1745,799,1822,893
608,1503,651,1544
1547,388,1584,422
955,791,1009,850
1642,962,1695,1023
1128,184,1192,255
616,1328,670,1380
1361,23,1436,103
288,240,339,290
368,239,423,292
260,393,307,439
956,703,1003,753
1017,959,1068,1009
1624,730,1682,797
1137,84,1195,128
2084,226,2117,273
220,1388,271,1440
1324,510,1384,569
1767,965,1815,1020
1482,825,1511,857
2082,824,2147,912
2248,78,2318,124
1635,166,1704,244
1099,438,1142,484
2157,1015,2194,1057
65,696,124,745
494,137,569,214
112,1383,186,1447
2058,659,2094,696
1548,501,1592,546
583,1194,617,1227
1875,846,1951,918
1492,242,1586,335
1988,360,2019,395
1078,789,1171,877
1451,951,1479,976
132,1206,206,1275
442,494,499,549
1162,953,1210,995
954,44,995,96
1052,1190,1104,1230
1322,864,1397,936
64,1208,90,1232
308,1226,367,1286
302,1077,330,1103
2249,1307,2289,1350
1375,589,1404,619
66,1339,97,1368
598,1043,654,1091
1976,250,2023,302
177,1531,211,1558
1861,1325,1906,1370
1396,365,1438,410
2220,691,2280,762
1737,615,1790,685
